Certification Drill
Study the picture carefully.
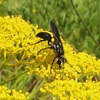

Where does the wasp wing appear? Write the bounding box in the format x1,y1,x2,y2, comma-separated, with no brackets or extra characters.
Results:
50,20,63,46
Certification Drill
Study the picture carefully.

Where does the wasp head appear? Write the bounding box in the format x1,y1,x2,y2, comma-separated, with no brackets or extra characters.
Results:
57,57,67,69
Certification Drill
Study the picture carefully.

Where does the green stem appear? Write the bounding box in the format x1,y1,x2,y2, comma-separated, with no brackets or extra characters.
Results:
97,0,100,36
70,0,100,46
0,71,27,85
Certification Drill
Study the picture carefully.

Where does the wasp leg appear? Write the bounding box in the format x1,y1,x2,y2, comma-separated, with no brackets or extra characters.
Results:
50,56,58,73
37,47,50,55
34,40,46,45
37,45,54,55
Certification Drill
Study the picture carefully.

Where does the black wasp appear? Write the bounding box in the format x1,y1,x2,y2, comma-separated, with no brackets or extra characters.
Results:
35,20,67,70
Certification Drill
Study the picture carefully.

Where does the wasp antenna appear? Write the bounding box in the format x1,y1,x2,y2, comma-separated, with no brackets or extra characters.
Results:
67,62,80,74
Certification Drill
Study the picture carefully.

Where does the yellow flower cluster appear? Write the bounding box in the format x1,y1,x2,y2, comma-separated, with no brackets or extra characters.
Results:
40,80,100,100
0,16,44,68
0,16,100,99
38,41,100,99
30,40,100,81
0,86,29,100
0,16,36,57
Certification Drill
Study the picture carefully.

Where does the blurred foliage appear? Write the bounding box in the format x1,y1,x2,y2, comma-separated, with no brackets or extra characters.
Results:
0,0,100,58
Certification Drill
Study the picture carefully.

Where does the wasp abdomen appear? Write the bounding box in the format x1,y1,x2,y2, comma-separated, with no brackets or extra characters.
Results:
36,32,51,41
